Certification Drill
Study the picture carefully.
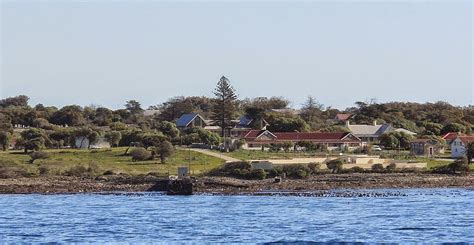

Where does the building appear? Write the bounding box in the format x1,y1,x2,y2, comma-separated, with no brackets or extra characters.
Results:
75,136,110,149
451,136,474,158
347,121,393,142
230,116,269,138
442,132,462,146
410,139,444,157
347,120,416,143
175,113,268,136
242,130,362,151
175,113,207,130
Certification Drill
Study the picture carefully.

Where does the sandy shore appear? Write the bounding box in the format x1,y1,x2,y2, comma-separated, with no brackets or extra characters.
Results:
0,173,473,194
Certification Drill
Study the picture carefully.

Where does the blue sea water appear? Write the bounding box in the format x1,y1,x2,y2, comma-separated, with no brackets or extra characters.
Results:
0,189,473,243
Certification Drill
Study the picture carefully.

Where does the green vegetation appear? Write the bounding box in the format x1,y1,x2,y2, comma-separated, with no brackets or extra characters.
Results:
0,147,225,177
222,149,333,160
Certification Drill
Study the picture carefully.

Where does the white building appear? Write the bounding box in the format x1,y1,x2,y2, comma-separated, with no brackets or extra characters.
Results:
451,136,474,158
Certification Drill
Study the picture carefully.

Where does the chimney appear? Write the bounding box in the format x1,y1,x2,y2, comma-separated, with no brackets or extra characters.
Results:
373,120,377,126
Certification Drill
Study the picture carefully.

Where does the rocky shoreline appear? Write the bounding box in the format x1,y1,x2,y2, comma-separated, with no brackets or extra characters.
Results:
0,173,473,195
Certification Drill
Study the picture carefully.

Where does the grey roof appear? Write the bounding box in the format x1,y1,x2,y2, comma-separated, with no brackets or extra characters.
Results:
176,113,200,127
237,116,253,127
348,124,392,137
394,128,417,135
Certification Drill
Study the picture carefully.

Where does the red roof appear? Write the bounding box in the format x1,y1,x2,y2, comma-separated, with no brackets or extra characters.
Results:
335,113,353,121
243,130,360,143
442,132,460,141
458,136,474,145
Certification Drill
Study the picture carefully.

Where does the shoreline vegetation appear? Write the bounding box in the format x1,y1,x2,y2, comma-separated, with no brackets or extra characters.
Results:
1,80,473,195
0,173,473,195
1,147,474,195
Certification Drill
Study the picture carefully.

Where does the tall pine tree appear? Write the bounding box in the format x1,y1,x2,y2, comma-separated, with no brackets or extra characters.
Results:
211,76,238,137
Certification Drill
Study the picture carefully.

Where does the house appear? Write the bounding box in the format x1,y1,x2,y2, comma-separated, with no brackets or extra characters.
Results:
442,132,462,146
347,121,393,142
175,113,207,130
230,116,269,138
75,136,110,149
335,113,354,123
347,120,416,143
451,136,474,158
410,139,444,157
242,130,362,151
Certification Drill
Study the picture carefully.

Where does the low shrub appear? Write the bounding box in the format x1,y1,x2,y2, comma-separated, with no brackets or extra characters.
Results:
386,163,397,172
0,166,30,179
433,158,469,174
282,164,311,179
371,163,385,173
64,163,101,177
326,159,343,173
103,170,115,175
248,169,267,180
130,148,152,161
38,165,50,176
29,151,50,164
208,161,252,177
307,162,321,174
351,166,365,173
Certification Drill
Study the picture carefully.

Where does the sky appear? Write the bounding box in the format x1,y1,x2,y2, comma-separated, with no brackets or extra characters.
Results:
0,0,472,110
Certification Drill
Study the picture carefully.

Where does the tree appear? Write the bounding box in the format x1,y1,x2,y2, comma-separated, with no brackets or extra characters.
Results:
73,127,99,149
211,76,238,138
141,132,166,149
422,122,443,136
19,128,46,153
104,131,122,147
266,113,309,132
379,133,399,149
156,121,180,140
244,107,266,129
300,96,324,129
0,95,29,108
326,159,343,173
441,123,466,135
125,100,144,115
154,140,174,163
49,129,72,149
50,105,85,126
0,131,12,151
465,142,474,164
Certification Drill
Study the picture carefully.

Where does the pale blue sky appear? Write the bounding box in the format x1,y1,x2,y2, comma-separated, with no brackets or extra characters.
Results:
1,0,472,109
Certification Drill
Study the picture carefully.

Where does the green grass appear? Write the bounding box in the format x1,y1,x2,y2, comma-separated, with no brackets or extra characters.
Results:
0,147,225,176
222,149,337,161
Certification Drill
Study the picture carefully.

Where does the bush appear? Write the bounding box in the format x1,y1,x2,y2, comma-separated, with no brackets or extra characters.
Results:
248,169,267,180
208,161,252,177
29,151,50,164
386,163,397,172
307,162,321,174
282,164,310,179
371,164,385,173
130,147,152,161
448,158,469,173
64,163,101,177
351,166,365,173
326,159,343,173
64,165,89,177
38,166,50,176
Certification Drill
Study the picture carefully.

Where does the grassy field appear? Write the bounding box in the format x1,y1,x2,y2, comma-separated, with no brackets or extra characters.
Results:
222,149,470,170
0,147,225,177
222,150,334,160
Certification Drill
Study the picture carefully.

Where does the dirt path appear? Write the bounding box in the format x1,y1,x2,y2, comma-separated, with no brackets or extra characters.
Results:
187,148,241,162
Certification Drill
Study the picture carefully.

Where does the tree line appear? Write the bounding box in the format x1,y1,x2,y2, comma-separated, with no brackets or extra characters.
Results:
1,76,473,152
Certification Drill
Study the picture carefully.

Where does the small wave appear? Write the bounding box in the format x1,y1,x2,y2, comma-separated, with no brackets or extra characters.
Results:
394,227,437,231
